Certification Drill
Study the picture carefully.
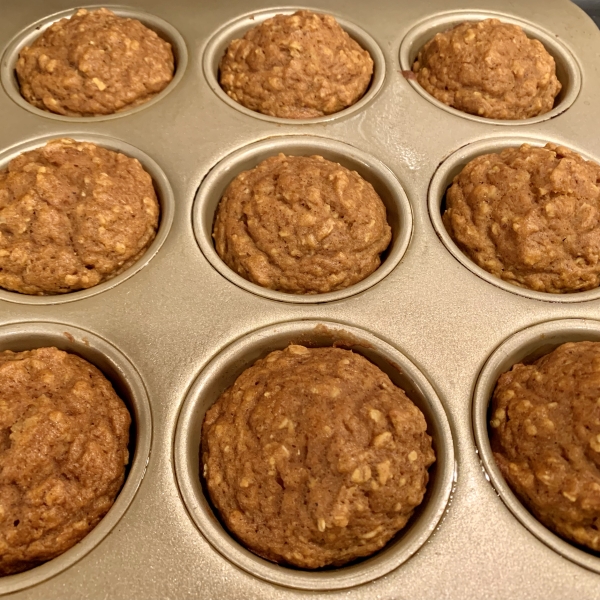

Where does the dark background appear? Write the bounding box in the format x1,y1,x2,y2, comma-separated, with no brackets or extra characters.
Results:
572,0,600,27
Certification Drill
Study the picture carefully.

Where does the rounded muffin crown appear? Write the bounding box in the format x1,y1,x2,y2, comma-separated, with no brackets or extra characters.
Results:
202,345,435,569
16,8,174,117
413,19,561,120
213,154,391,294
219,10,373,119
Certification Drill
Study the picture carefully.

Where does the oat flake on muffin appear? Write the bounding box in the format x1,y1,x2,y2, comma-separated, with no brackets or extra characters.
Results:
219,10,373,119
16,8,174,116
202,345,435,568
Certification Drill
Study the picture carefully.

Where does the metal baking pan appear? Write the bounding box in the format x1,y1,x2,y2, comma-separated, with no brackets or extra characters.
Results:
0,0,599,598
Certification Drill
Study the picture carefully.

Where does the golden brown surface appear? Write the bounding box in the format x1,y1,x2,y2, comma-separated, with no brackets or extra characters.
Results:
0,347,130,576
16,8,174,117
443,143,600,294
490,342,600,551
413,19,561,120
0,138,160,295
213,154,391,294
219,10,373,119
202,345,435,568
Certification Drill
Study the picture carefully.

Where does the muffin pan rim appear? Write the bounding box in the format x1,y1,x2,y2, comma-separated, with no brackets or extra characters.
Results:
192,134,413,304
472,317,600,575
0,3,189,122
201,5,387,125
0,320,152,596
398,8,582,126
428,134,600,304
173,319,455,591
0,132,175,305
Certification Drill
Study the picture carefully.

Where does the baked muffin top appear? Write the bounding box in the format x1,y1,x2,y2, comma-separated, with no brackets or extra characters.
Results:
0,347,130,576
202,345,435,568
413,19,561,120
443,143,600,293
16,8,174,116
490,341,600,551
219,10,373,119
213,154,391,294
0,138,160,295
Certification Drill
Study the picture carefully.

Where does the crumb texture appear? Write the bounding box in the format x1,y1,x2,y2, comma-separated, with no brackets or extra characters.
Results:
17,8,174,116
219,10,373,119
443,143,600,293
0,138,160,295
491,342,600,551
202,345,435,568
413,19,561,120
213,154,391,294
0,347,130,576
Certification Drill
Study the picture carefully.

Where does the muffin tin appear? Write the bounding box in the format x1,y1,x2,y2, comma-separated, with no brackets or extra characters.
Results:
0,0,599,598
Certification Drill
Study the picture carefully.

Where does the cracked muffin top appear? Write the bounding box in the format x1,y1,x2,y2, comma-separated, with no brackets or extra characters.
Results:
219,10,373,119
413,19,561,120
0,138,160,295
202,345,435,568
16,8,174,116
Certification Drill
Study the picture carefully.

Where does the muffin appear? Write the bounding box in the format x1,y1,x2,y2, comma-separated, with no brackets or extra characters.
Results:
443,143,600,293
202,345,435,568
412,19,561,120
0,138,160,295
213,154,391,294
219,10,373,119
0,347,131,576
490,341,600,551
16,8,174,116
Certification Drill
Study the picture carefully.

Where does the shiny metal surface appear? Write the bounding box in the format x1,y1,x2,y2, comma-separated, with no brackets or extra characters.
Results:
0,0,599,598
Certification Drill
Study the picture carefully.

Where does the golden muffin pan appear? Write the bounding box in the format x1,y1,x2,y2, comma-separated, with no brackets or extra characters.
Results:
0,1,598,598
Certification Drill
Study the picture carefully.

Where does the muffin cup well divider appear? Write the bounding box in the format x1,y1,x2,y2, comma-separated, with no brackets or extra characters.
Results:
0,321,152,596
192,135,413,303
398,10,581,125
0,133,175,305
427,135,600,303
174,320,454,591
0,4,188,122
472,318,600,574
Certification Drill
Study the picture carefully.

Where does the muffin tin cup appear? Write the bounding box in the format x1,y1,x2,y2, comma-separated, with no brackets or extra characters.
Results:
174,319,455,591
472,318,600,575
398,10,581,125
193,135,412,303
0,321,152,596
428,135,600,303
0,133,175,305
0,4,188,122
202,6,386,124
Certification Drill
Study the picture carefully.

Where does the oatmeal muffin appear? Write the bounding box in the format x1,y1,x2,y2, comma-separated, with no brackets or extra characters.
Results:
0,138,160,295
0,347,131,576
490,341,600,551
16,8,174,116
202,345,435,568
213,154,391,294
443,143,600,294
219,10,373,119
413,19,561,120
